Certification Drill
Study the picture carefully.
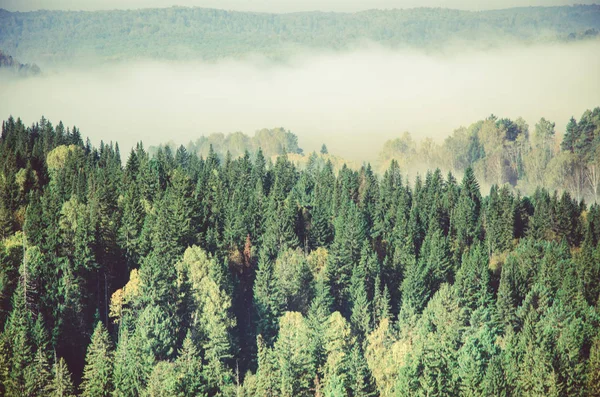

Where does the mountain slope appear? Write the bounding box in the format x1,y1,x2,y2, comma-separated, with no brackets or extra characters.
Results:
0,5,599,64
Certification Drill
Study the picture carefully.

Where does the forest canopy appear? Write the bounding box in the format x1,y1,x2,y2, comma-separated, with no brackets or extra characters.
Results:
1,5,599,64
152,107,600,203
0,108,600,396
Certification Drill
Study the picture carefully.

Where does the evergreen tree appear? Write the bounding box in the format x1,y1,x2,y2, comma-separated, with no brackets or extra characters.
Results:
322,312,352,395
454,244,492,320
273,312,315,397
273,248,313,313
453,167,482,255
145,361,178,397
326,200,365,311
175,333,206,397
4,284,33,396
24,348,52,396
308,273,334,374
112,322,154,397
253,249,282,344
81,322,113,397
255,334,277,397
347,342,376,397
586,336,600,396
46,357,75,397
350,261,371,338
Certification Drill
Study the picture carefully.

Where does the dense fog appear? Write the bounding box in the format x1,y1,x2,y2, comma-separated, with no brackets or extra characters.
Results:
2,40,599,161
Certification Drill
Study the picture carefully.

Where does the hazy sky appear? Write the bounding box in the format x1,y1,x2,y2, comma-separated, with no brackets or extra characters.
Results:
2,41,599,161
1,0,597,12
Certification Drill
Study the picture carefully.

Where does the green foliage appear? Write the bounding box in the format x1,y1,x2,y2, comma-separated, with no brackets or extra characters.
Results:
174,334,206,397
253,249,282,344
112,315,154,396
1,114,600,396
24,349,52,397
273,312,315,397
46,358,75,397
274,248,313,313
145,361,178,397
2,6,599,63
81,322,113,397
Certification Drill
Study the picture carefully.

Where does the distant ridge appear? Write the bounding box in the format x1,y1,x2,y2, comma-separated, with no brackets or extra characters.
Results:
0,50,41,76
1,5,599,64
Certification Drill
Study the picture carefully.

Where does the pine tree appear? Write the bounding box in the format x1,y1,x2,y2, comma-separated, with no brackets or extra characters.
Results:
453,167,482,254
373,276,392,325
326,200,365,311
112,322,155,397
4,284,33,396
350,262,371,338
46,357,75,397
253,249,282,344
200,278,235,395
175,333,206,397
482,356,507,397
24,349,52,397
458,325,499,396
586,336,600,396
274,248,313,313
255,334,277,397
399,253,428,314
496,258,517,328
308,273,334,374
138,254,178,360
322,312,352,395
273,312,315,397
262,194,300,257
561,117,578,153
24,190,45,247
81,322,113,397
118,183,144,268
347,342,375,397
145,361,178,397
485,185,515,254
454,244,492,320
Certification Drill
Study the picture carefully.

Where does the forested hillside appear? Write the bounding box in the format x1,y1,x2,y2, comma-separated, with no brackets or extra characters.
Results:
378,109,600,202
154,108,600,203
1,112,600,396
1,5,599,63
150,127,303,160
0,50,41,76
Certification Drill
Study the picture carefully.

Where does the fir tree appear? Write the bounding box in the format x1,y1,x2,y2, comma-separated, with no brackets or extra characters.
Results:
46,357,75,397
81,322,113,397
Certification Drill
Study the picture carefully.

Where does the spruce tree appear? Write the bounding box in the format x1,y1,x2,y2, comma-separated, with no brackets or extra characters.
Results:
350,262,371,338
307,273,334,374
175,333,206,397
46,358,75,397
255,334,277,397
347,342,376,397
81,322,113,397
253,249,282,344
273,312,315,397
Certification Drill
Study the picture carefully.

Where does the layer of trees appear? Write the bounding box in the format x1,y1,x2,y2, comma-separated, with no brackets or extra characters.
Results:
0,5,599,63
1,114,600,396
0,50,41,76
379,108,600,204
151,127,303,160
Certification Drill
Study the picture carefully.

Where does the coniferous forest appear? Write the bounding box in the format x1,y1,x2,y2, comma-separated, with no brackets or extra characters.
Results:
1,111,600,397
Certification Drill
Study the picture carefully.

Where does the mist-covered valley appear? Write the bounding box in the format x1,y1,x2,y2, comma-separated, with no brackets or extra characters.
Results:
2,3,600,397
2,39,599,162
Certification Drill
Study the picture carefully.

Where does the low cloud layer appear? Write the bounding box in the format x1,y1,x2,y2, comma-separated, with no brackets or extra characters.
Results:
1,40,599,162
